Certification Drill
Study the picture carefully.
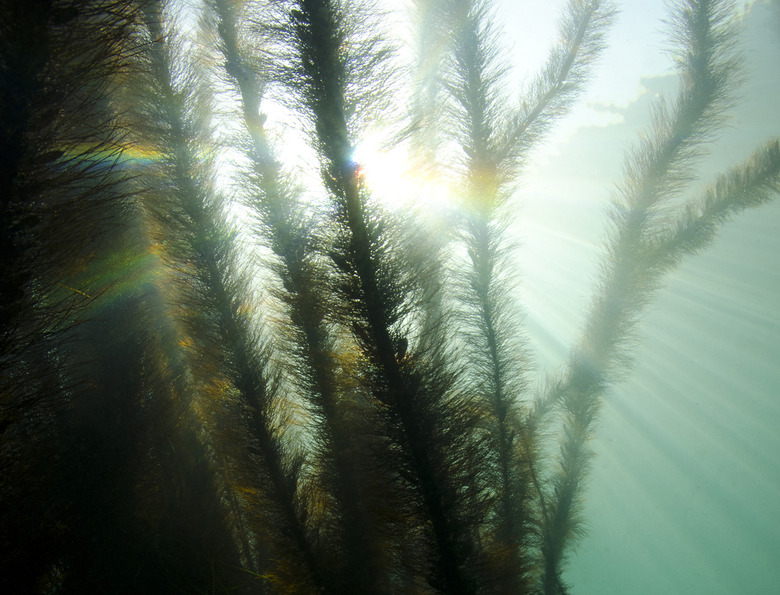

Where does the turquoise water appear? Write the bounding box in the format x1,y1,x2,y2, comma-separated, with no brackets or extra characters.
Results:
567,200,780,594
522,2,780,592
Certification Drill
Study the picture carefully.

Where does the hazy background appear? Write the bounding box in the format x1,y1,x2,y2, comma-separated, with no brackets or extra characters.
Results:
504,1,780,593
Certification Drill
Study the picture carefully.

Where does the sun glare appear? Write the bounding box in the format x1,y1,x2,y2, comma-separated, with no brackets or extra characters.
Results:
352,135,454,213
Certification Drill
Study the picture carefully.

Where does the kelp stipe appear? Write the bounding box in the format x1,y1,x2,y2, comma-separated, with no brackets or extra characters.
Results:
125,2,323,590
435,1,615,589
276,2,504,591
119,3,274,590
208,1,399,591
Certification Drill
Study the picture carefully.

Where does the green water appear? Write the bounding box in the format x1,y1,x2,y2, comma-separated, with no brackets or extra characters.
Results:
527,2,780,592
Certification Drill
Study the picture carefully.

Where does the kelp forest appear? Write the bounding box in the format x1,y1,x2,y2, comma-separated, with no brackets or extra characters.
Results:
1,0,778,593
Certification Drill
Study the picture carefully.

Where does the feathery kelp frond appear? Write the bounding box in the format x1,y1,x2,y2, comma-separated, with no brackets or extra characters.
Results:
537,2,779,593
503,0,616,169
434,0,615,588
545,0,744,407
0,1,153,590
126,3,321,590
649,139,780,264
209,0,393,590
0,0,248,588
279,1,505,591
442,1,538,586
615,0,741,224
408,0,454,170
0,0,142,378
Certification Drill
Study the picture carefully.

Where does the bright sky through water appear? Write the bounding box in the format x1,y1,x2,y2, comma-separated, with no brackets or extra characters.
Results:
357,0,678,210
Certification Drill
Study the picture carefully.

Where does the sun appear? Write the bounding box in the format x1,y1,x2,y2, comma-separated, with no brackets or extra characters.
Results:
352,133,454,214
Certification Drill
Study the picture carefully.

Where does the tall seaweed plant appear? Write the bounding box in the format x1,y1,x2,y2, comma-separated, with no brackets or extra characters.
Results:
1,0,778,593
0,1,165,591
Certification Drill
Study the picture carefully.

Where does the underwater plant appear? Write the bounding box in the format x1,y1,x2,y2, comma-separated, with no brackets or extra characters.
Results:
1,0,778,592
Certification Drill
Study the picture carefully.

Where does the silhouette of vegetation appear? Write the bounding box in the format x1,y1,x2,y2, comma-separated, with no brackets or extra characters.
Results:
1,0,777,593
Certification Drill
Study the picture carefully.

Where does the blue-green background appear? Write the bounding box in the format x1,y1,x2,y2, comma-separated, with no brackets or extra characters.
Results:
515,2,780,592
